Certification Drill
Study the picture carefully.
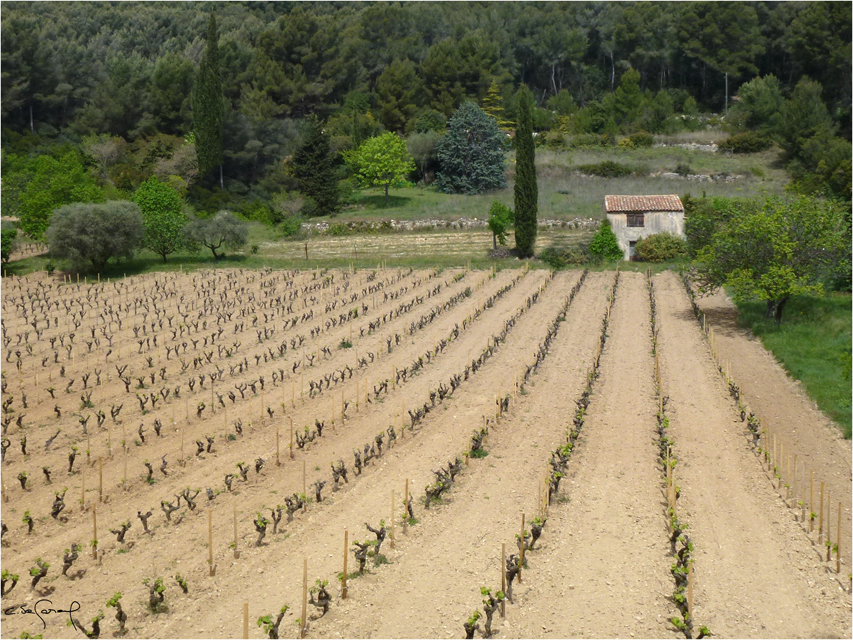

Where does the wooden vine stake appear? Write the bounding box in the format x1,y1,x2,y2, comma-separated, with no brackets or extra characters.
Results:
391,490,396,550
687,562,694,619
243,602,249,639
342,529,349,599
518,512,525,584
809,471,814,532
300,558,308,639
208,508,215,576
837,502,842,574
276,424,280,466
290,417,294,460
403,478,409,533
818,481,825,542
92,504,98,559
826,492,832,561
500,543,506,618
98,456,103,502
233,504,240,559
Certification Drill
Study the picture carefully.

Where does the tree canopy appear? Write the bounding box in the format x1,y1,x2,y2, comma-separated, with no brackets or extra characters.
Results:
435,102,506,195
290,119,342,216
46,201,145,271
692,195,849,322
131,177,189,262
513,85,537,258
186,211,248,260
344,132,415,205
192,14,223,184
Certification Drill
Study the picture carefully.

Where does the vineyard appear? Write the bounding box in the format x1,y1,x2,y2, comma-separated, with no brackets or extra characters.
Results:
0,267,849,639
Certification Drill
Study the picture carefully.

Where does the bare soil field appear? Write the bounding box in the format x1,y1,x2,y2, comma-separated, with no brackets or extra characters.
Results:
0,267,849,639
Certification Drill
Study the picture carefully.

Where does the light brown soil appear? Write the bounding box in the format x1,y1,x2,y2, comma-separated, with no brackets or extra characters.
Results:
507,271,677,639
655,271,850,638
694,286,852,552
0,267,849,640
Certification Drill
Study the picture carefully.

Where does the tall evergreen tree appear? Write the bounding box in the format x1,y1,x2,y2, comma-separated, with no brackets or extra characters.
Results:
435,102,506,194
193,14,223,187
513,85,537,258
291,119,342,216
481,81,512,130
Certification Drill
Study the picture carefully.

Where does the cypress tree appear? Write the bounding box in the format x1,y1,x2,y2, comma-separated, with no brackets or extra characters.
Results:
193,14,223,187
514,85,537,258
292,119,342,217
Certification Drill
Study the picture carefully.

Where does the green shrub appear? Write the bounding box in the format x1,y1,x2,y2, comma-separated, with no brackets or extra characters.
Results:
327,223,352,236
279,215,304,238
576,161,636,178
565,134,611,149
539,246,592,269
541,131,567,149
628,131,655,148
588,219,623,261
487,201,514,247
718,132,773,154
633,232,688,262
675,163,692,177
237,200,277,225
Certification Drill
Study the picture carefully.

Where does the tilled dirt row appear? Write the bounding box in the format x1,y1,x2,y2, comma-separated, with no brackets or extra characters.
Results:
134,269,568,639
308,271,611,639
693,287,852,545
506,271,678,638
653,271,851,638
0,267,502,537
0,268,549,638
1,266,472,488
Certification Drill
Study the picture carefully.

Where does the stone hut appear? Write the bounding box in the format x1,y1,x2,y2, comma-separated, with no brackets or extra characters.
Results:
604,195,685,260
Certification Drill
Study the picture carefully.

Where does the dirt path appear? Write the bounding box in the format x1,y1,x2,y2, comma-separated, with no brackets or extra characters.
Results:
507,271,677,638
694,287,852,541
654,271,851,638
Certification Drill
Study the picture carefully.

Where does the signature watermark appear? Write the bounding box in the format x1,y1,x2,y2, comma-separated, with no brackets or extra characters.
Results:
4,599,82,630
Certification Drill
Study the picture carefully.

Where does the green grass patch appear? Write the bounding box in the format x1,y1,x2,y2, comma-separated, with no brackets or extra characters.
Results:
735,293,851,438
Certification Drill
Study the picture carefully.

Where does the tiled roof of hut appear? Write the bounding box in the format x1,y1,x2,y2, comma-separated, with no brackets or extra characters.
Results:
604,195,684,212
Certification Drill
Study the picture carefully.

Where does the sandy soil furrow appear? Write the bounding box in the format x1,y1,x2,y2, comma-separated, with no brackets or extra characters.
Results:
505,271,677,639
0,269,550,639
131,269,572,639
298,271,612,639
693,288,852,541
654,271,851,638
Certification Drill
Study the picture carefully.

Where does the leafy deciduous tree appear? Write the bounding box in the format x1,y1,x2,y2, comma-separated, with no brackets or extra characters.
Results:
18,152,104,240
693,195,848,323
344,132,415,206
131,177,189,262
487,201,513,249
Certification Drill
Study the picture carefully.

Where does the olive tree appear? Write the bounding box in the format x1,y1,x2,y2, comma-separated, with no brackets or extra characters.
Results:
186,211,248,260
46,202,145,271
